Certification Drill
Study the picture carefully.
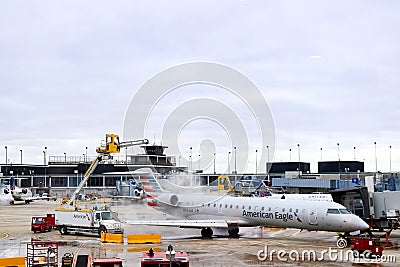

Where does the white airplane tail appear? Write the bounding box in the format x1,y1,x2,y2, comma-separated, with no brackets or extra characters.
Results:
131,168,164,206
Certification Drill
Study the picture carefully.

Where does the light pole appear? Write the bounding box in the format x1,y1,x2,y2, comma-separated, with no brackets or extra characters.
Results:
234,146,237,174
267,145,270,185
44,146,47,165
198,153,201,170
297,144,300,178
85,146,88,162
20,149,22,164
337,143,340,179
213,153,216,174
43,149,47,187
266,145,270,173
189,155,192,172
289,148,292,161
5,146,7,177
255,149,258,174
320,147,323,161
64,152,66,162
228,151,231,174
353,146,356,160
374,141,377,174
389,145,392,174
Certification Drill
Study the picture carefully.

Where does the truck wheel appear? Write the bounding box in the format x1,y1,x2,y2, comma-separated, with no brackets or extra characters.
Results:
98,226,107,237
60,226,68,235
336,238,347,248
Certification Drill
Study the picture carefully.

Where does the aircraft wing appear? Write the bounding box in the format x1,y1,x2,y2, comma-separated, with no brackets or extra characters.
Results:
124,219,232,228
112,196,142,200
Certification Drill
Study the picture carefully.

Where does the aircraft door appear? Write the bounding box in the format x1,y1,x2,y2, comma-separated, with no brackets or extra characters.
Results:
218,203,223,214
308,209,318,225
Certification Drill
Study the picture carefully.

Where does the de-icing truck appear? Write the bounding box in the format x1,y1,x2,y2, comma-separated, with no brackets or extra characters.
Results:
55,134,149,236
55,206,123,236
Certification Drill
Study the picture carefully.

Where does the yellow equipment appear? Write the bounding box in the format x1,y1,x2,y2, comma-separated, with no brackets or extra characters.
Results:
66,134,149,205
217,176,234,192
95,133,149,155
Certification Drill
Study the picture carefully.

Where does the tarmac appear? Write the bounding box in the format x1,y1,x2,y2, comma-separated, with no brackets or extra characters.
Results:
1,199,400,266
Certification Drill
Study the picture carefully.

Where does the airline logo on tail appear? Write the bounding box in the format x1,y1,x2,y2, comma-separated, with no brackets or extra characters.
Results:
138,175,162,207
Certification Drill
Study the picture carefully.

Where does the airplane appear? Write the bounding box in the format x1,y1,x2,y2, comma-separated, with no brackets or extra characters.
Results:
124,170,370,248
0,176,34,205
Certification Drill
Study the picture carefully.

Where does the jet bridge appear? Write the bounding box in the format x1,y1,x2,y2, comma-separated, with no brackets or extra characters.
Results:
330,186,400,232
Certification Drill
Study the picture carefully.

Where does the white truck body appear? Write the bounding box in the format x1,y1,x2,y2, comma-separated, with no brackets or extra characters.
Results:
55,207,123,236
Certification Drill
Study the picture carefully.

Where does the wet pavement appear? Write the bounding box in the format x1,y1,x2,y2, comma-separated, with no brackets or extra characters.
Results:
1,200,400,266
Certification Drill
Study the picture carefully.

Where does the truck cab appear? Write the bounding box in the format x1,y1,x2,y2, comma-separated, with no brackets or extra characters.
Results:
94,210,123,235
56,207,123,236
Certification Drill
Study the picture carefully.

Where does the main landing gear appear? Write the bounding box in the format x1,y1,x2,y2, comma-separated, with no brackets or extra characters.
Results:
228,226,239,237
337,233,351,248
201,226,240,238
201,228,213,238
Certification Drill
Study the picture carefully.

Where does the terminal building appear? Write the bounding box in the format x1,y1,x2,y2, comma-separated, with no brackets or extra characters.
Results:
0,144,185,197
1,150,399,197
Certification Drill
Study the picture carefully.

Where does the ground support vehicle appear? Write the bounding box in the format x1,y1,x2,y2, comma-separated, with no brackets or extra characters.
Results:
55,206,123,237
31,214,56,233
26,239,58,267
351,236,383,258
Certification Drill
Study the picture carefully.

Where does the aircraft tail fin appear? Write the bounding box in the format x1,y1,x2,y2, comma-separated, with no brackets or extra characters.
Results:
137,173,163,206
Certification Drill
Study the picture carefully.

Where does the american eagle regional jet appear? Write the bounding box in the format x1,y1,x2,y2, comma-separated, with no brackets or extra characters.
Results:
125,173,369,248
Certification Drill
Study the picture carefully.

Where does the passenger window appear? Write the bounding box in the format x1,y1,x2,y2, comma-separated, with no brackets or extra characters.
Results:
261,207,265,211
236,205,239,209
220,204,222,208
289,208,292,212
225,204,228,208
248,206,251,210
230,205,233,209
242,205,245,209
296,209,299,213
213,204,216,207
255,206,258,211
208,203,210,207
282,208,285,212
268,207,271,211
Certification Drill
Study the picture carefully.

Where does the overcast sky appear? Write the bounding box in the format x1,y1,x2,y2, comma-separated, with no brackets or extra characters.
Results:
1,0,399,173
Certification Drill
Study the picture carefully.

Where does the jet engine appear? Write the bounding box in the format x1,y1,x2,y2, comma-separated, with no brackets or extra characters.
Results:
3,188,10,194
169,194,179,206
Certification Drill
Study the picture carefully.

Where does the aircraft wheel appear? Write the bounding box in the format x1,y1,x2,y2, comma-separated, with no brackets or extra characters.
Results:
9,201,14,205
98,226,107,237
228,226,239,236
60,226,68,235
201,228,213,238
336,238,347,248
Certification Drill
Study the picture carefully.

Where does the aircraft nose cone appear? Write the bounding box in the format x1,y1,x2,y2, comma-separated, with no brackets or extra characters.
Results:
352,217,369,231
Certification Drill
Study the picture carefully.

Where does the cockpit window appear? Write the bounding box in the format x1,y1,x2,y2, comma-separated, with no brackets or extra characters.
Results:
339,209,351,214
327,208,340,214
